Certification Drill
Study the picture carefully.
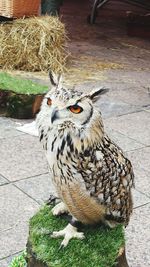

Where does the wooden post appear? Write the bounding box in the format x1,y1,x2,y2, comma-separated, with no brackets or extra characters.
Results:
116,247,129,267
27,242,129,267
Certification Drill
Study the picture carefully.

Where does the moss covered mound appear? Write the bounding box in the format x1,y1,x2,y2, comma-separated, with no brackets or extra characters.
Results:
28,205,125,267
0,72,48,118
0,72,48,95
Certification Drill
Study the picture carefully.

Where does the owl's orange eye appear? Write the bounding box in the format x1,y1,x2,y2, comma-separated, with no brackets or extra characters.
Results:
68,105,83,114
47,98,52,106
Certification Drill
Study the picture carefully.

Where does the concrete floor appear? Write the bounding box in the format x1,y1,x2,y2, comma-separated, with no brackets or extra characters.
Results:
0,1,150,266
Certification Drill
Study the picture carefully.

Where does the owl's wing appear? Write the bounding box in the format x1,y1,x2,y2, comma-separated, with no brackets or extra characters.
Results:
79,135,134,225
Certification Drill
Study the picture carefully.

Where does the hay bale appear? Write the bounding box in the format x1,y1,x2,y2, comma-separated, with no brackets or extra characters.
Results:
0,16,68,72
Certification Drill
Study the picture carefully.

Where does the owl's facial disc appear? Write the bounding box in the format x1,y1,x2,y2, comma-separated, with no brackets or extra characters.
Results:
45,86,98,128
46,95,93,126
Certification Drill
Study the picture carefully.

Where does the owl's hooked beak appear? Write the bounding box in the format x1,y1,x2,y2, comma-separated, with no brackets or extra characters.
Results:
51,109,59,123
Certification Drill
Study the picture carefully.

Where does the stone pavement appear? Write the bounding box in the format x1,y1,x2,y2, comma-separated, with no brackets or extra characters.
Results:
0,1,150,267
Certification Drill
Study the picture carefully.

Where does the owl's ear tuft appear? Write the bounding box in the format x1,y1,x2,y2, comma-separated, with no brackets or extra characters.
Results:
89,87,109,102
49,71,62,87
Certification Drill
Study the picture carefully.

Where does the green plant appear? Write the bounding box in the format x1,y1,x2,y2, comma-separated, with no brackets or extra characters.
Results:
9,251,27,267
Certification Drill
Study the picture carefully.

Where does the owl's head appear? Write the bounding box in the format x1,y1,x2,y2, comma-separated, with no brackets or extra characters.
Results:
38,72,108,136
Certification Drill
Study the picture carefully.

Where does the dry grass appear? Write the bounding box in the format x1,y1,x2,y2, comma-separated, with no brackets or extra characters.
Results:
0,16,68,72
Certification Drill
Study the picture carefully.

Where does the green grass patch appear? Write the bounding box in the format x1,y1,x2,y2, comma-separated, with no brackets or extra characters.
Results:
27,205,125,267
0,72,48,95
9,251,27,267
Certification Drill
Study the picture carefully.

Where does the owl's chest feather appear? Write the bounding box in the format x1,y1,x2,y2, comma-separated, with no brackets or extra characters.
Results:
45,129,80,179
44,130,106,224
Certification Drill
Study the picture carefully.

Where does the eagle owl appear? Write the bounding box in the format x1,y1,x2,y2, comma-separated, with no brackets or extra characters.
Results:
36,72,134,247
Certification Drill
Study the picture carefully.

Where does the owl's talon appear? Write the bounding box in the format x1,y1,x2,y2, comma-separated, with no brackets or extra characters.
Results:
51,223,85,247
51,202,68,216
58,243,65,251
45,231,53,236
51,230,64,238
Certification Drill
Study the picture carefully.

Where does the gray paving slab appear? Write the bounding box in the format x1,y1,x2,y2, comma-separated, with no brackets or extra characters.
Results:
15,173,56,204
0,117,24,139
97,98,141,119
101,86,150,108
0,175,8,186
0,184,39,258
0,257,12,267
0,223,31,260
105,70,150,89
134,169,150,198
127,147,150,174
133,189,150,208
104,126,144,152
105,111,150,145
0,134,48,182
127,148,150,197
74,80,134,92
126,203,150,267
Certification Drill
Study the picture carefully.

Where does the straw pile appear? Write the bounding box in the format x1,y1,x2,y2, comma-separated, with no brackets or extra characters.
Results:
0,16,68,72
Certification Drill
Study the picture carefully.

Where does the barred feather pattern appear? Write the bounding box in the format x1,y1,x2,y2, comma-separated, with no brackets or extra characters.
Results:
37,117,134,226
36,76,134,227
